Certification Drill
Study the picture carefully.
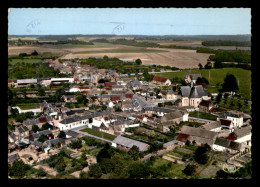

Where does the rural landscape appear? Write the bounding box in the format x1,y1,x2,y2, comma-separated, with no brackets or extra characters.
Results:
8,8,252,179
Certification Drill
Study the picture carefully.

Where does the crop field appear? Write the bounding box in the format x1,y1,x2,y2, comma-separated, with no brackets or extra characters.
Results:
8,58,45,64
156,68,251,100
16,103,40,110
62,47,211,69
8,46,66,56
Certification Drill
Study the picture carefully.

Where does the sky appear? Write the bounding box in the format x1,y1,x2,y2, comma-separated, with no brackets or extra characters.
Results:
8,8,251,35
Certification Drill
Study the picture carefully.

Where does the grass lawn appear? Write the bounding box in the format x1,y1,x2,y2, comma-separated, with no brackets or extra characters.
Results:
73,49,169,54
218,97,251,113
80,128,116,141
152,157,187,178
8,58,45,64
85,147,103,156
16,103,40,110
183,145,198,151
156,68,251,100
189,111,217,121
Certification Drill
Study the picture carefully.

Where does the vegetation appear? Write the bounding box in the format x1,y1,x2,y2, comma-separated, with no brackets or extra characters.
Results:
221,73,239,93
58,131,66,139
80,128,116,141
112,39,160,47
156,68,251,100
8,62,59,79
183,164,198,176
202,40,251,47
194,144,211,164
189,111,217,121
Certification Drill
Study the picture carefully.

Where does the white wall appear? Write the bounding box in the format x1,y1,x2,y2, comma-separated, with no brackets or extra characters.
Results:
212,144,226,152
235,133,251,144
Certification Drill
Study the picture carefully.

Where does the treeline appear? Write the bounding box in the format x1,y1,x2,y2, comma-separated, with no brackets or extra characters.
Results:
89,39,109,43
8,62,59,79
159,45,198,50
197,48,251,64
40,40,94,45
202,40,251,47
112,39,160,47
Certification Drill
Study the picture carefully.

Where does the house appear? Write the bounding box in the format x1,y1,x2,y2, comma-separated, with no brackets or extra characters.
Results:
15,126,30,141
218,118,233,130
177,126,218,147
58,115,86,131
151,75,171,86
16,79,38,87
8,154,20,164
111,85,125,91
65,130,81,139
212,137,243,154
121,100,134,111
112,136,149,152
220,113,244,128
184,73,201,84
30,130,53,141
51,78,74,84
44,138,66,147
201,121,222,132
180,83,209,108
30,141,43,152
62,95,78,103
129,78,142,90
163,140,184,150
199,100,214,113
166,90,178,100
69,86,80,93
104,82,117,88
225,125,252,146
155,110,189,132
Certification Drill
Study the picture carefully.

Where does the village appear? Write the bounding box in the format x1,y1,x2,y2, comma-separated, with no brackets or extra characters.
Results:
7,56,252,179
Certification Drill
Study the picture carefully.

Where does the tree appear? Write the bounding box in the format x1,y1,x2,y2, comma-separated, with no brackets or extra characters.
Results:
185,140,191,146
10,108,19,118
129,162,150,179
183,164,198,176
41,123,53,131
31,124,40,133
103,55,109,61
96,146,111,163
88,163,102,178
38,134,48,143
128,145,140,161
8,160,31,178
214,61,223,69
69,138,82,149
222,74,239,92
38,87,45,96
15,114,27,123
196,77,209,85
8,88,14,105
198,63,203,69
216,92,223,105
18,53,27,57
193,145,210,164
31,50,38,56
204,62,212,69
143,69,153,82
58,131,66,139
76,95,85,104
135,59,142,65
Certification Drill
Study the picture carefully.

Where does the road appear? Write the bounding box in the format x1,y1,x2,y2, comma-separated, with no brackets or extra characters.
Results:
118,70,181,77
69,126,113,144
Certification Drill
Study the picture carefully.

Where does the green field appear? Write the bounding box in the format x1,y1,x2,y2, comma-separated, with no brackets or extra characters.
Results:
189,111,218,121
16,103,40,110
218,97,251,113
8,58,45,64
156,68,251,100
73,48,169,54
80,128,116,141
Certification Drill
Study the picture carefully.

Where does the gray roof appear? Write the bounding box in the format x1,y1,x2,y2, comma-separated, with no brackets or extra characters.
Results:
131,78,142,87
156,111,184,123
23,119,39,126
163,140,179,147
180,85,207,98
59,115,81,124
31,130,52,139
112,136,149,151
17,126,29,133
111,85,125,88
179,126,218,140
8,154,19,163
214,138,241,151
30,140,43,147
17,79,37,84
45,138,65,146
143,106,177,113
201,121,221,131
233,125,252,138
65,130,80,138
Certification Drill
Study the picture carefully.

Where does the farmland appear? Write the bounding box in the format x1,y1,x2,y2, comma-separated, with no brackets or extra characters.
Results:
156,68,251,100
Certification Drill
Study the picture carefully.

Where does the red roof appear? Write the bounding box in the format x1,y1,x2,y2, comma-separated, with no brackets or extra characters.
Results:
79,86,89,90
125,94,133,98
38,117,47,123
199,100,211,107
152,75,167,83
225,134,237,141
8,80,13,83
105,87,112,91
219,119,232,127
110,96,121,101
104,82,116,87
176,133,190,142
